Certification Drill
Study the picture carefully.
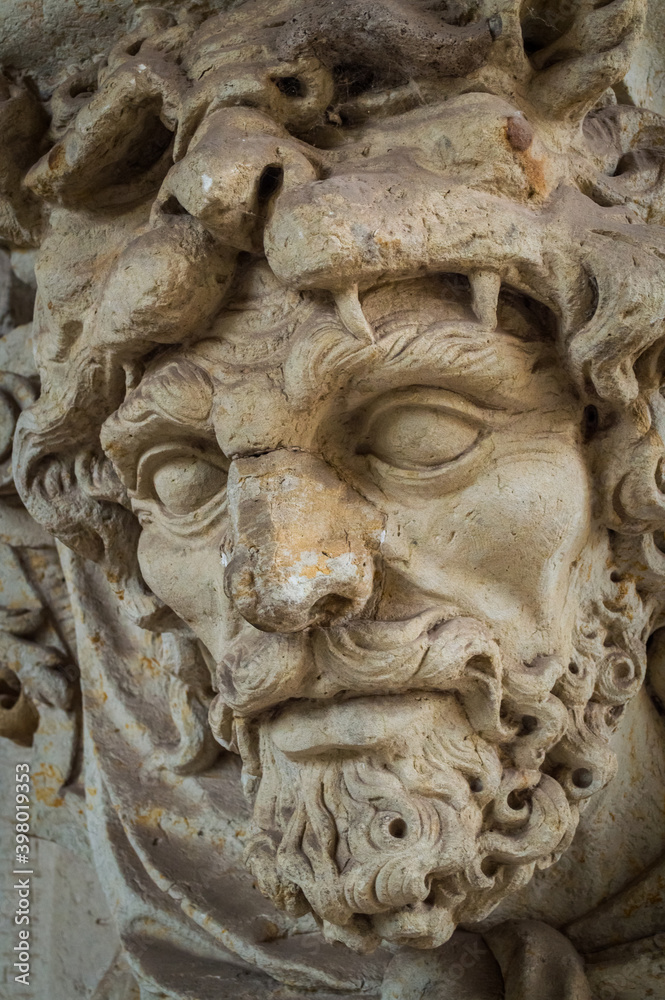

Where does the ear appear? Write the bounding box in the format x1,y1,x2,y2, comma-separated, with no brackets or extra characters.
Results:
582,105,665,224
523,0,647,123
23,11,186,210
24,61,178,209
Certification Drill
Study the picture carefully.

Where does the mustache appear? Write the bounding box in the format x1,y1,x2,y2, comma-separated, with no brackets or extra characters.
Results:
210,613,569,762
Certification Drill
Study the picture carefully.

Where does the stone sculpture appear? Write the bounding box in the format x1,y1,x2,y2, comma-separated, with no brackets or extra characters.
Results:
1,0,665,996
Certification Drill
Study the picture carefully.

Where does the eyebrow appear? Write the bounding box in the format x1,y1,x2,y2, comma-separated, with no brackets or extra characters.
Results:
282,319,567,414
100,360,216,489
101,307,570,487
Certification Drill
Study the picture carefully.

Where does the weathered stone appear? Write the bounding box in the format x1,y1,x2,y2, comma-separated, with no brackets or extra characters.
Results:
1,2,664,998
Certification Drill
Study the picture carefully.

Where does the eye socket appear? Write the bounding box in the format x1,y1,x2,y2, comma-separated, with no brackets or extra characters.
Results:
138,449,228,516
365,404,480,470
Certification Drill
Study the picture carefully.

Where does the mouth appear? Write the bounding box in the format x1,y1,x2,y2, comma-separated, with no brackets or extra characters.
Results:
266,690,456,758
211,608,506,759
213,606,451,717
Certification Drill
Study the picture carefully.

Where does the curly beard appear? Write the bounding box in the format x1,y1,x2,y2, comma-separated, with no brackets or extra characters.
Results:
244,692,574,952
210,571,648,953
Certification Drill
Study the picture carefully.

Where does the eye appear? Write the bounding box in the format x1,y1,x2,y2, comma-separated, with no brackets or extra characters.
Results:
365,404,480,470
140,450,228,515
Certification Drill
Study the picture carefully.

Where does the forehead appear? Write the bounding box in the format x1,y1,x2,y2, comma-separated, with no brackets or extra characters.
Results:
128,271,565,397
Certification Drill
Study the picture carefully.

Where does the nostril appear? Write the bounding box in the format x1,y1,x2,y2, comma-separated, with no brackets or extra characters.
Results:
160,194,189,216
257,165,284,217
223,553,256,604
309,594,355,626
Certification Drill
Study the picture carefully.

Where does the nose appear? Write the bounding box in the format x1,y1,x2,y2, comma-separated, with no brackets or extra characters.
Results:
224,450,383,632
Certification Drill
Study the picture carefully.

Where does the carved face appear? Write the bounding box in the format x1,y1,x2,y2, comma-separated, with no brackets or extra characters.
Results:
99,268,630,949
105,273,590,665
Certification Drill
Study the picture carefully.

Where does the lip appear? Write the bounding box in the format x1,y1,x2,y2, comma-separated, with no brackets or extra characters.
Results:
267,691,453,758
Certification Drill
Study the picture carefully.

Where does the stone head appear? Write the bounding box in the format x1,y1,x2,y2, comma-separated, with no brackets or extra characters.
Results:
12,0,665,952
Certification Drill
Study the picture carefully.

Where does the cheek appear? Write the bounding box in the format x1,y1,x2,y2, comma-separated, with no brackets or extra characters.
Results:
391,441,592,621
469,451,591,571
137,526,231,658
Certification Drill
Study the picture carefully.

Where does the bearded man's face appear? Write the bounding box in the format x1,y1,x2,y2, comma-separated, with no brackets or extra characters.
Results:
100,269,630,951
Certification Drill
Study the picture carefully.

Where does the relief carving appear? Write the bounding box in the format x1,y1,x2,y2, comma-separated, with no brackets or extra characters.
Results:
1,1,665,997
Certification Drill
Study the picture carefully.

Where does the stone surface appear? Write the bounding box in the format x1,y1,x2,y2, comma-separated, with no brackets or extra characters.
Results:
2,0,664,114
0,1,664,998
621,0,665,114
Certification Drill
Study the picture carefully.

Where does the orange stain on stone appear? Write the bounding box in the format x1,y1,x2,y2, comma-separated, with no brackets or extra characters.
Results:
33,764,65,807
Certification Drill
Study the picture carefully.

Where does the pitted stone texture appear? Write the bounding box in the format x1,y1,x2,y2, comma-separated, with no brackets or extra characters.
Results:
1,2,665,999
